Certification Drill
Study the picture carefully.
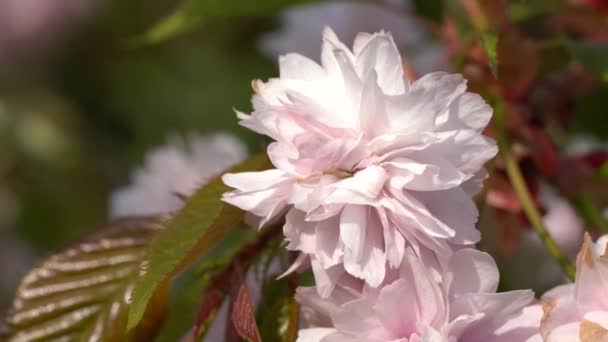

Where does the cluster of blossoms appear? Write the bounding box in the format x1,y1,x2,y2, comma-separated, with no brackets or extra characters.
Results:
111,27,608,342
221,27,546,341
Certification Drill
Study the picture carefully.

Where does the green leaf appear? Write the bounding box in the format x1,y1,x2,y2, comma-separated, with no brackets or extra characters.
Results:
507,0,562,22
127,153,272,330
573,84,608,140
539,40,573,75
413,0,444,22
2,216,168,342
154,227,258,342
481,32,499,78
134,0,318,44
572,42,608,82
256,274,299,342
599,161,608,177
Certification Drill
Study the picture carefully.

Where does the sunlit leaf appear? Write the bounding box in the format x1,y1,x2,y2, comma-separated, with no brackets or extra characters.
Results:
134,0,318,44
154,227,258,342
127,153,272,330
2,216,168,342
481,32,499,78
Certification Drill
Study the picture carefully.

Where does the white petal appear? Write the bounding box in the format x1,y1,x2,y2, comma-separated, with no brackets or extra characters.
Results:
312,260,345,298
355,32,405,95
222,169,291,192
384,157,468,191
444,249,499,297
409,187,480,245
358,69,389,136
297,328,337,342
316,216,343,267
280,53,326,81
340,205,368,261
353,32,374,56
419,325,445,342
490,305,544,342
385,72,467,134
451,291,535,341
343,211,387,287
321,26,355,78
436,92,492,132
284,209,317,254
378,208,405,268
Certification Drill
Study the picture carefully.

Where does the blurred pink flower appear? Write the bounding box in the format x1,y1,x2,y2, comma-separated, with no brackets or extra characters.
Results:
0,0,98,71
504,187,584,291
296,248,541,342
223,28,497,292
540,234,608,341
110,133,247,217
566,134,608,157
257,1,446,75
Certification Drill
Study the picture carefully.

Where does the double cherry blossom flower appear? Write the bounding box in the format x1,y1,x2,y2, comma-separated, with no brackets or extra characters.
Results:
296,248,541,342
222,27,497,293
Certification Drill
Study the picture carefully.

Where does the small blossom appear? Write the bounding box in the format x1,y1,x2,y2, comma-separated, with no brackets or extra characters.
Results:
110,133,247,217
540,233,608,341
296,248,541,342
223,27,497,291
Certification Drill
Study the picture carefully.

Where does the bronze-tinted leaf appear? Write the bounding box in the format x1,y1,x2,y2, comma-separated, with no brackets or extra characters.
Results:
3,216,168,342
229,266,261,342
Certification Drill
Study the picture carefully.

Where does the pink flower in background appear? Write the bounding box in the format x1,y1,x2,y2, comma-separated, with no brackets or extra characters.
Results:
0,0,98,71
503,187,584,291
296,249,541,342
540,234,608,341
566,134,608,156
110,133,247,217
223,27,497,292
257,1,446,75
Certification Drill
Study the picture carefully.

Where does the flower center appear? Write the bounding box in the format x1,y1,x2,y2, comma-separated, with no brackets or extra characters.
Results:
297,169,354,183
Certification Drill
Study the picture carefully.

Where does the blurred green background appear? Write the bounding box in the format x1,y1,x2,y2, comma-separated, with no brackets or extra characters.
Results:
0,0,282,310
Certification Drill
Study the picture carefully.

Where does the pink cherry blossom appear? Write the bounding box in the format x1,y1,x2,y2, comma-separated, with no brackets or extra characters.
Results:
110,133,247,217
296,248,541,342
539,233,608,341
223,27,497,291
